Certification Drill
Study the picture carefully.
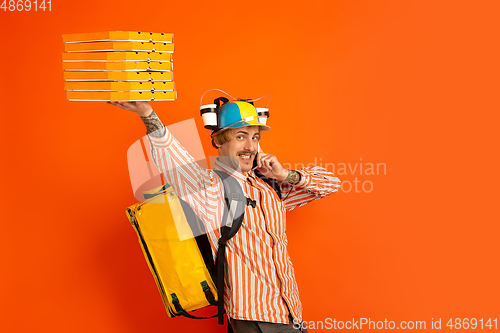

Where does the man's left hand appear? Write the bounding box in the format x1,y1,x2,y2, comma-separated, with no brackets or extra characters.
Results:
255,152,289,182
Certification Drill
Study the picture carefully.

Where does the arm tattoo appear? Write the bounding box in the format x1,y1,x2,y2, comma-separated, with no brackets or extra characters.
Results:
140,110,166,138
285,170,301,185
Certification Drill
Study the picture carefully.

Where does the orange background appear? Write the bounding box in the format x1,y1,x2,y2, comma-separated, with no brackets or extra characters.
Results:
1,0,499,332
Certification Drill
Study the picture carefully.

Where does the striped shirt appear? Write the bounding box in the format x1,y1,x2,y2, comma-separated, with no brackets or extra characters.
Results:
148,129,341,324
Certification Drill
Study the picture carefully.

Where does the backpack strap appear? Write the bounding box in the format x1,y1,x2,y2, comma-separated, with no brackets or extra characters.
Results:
170,281,218,319
213,170,255,325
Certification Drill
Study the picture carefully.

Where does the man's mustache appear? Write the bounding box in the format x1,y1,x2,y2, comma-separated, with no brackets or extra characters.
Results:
236,151,257,156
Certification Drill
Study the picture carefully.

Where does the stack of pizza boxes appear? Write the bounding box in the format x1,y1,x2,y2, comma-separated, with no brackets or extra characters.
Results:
62,31,176,101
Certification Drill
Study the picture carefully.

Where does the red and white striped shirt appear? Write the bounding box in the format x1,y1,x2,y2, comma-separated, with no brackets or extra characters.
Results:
148,129,341,324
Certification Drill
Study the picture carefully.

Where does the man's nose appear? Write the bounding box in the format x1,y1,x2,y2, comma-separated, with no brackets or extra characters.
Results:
243,138,254,150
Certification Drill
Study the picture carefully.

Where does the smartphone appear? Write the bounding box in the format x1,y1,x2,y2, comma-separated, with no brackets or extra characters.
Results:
252,143,263,169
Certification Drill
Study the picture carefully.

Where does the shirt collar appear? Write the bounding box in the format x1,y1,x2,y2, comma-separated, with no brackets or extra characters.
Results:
214,157,255,181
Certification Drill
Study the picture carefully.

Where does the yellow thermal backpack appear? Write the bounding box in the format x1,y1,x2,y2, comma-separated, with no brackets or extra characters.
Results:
126,170,256,324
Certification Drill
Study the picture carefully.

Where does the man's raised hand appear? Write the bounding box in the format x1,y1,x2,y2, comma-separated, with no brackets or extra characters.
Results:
107,101,165,137
107,101,153,117
255,152,289,182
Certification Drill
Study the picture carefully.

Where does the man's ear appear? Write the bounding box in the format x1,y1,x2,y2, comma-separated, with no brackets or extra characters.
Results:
212,136,221,149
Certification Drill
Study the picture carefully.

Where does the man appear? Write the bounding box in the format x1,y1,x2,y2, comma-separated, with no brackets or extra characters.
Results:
110,99,340,333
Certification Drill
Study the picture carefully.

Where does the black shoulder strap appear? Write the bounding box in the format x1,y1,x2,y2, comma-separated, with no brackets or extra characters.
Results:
213,170,254,325
214,170,248,236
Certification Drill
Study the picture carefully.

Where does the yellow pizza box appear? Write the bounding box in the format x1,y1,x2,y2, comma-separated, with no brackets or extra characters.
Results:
62,51,172,62
63,31,173,44
64,41,174,53
63,71,173,82
64,81,175,91
62,61,173,72
66,91,177,101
